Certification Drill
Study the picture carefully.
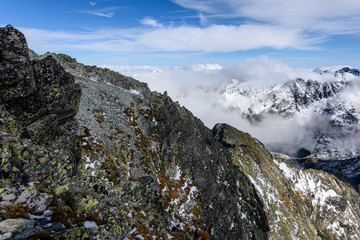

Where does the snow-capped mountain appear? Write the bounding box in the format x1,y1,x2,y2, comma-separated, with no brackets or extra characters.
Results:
221,67,360,158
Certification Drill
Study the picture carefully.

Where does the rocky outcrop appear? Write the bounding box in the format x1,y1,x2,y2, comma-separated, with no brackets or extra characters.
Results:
0,25,269,239
213,123,360,240
0,25,82,239
1,26,80,126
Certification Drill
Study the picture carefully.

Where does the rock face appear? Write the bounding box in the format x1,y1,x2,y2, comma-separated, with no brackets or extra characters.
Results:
0,25,82,239
1,26,81,127
214,123,360,240
0,25,269,239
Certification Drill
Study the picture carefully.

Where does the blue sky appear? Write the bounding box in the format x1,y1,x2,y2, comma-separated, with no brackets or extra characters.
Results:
1,0,360,68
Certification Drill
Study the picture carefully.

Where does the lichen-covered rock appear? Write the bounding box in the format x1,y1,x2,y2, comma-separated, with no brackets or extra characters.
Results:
213,123,360,240
0,25,35,101
0,25,81,238
0,25,81,127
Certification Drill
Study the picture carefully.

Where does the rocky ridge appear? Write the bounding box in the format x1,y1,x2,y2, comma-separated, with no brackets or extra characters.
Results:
1,25,269,239
1,25,360,240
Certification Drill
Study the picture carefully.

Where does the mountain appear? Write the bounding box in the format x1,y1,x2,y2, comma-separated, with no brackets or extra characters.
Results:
1,25,268,239
1,25,360,239
221,69,360,158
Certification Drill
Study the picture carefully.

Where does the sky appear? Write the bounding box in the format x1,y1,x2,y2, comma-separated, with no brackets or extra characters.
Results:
1,0,360,68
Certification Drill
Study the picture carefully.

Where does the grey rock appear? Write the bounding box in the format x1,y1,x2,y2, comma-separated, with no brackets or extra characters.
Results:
0,218,28,233
0,232,13,240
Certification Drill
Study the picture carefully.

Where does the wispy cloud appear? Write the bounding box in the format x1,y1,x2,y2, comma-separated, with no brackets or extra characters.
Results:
140,17,163,28
80,7,119,18
198,13,208,25
171,0,360,35
89,1,97,6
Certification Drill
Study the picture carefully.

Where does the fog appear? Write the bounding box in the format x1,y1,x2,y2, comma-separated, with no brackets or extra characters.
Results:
105,56,360,157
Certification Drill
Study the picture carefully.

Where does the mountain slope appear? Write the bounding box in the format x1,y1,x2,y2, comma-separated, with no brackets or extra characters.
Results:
214,124,360,240
1,25,269,239
38,45,360,240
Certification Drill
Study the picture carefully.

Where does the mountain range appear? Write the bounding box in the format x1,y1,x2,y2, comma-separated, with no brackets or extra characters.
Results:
221,66,360,158
1,25,360,239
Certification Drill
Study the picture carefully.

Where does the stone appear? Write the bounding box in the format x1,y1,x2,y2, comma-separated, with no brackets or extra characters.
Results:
0,232,13,240
26,114,58,143
0,218,27,233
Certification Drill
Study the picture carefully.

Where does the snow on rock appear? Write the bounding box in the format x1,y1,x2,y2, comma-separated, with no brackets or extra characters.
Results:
221,69,360,158
224,124,360,240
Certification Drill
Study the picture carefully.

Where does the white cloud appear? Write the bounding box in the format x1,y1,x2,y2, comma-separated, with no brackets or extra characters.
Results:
137,24,322,52
90,1,97,6
140,17,163,28
20,24,322,54
171,0,360,34
80,7,118,18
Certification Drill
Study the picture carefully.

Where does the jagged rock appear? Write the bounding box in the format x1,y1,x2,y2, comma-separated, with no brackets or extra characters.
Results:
289,156,360,193
0,25,35,102
25,114,58,143
0,25,82,239
0,25,81,127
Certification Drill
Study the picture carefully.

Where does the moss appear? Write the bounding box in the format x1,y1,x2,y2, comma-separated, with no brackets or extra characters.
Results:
0,203,36,219
30,229,52,239
55,184,69,195
39,157,47,163
76,197,99,214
